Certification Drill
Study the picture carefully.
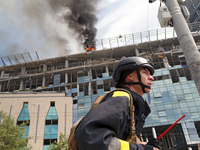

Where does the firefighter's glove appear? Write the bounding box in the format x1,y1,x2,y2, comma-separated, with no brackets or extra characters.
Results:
147,138,162,150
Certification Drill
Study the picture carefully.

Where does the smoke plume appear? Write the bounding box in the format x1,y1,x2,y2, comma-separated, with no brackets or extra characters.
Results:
48,0,99,47
0,0,100,60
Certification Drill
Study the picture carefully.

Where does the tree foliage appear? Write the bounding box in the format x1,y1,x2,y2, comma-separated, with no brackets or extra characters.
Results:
0,111,32,150
48,133,68,150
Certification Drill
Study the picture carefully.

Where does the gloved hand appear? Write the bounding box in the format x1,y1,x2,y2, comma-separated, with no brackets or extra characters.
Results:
147,138,162,149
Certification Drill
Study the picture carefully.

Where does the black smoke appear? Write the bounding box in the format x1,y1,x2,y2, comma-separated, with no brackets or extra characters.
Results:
48,0,100,48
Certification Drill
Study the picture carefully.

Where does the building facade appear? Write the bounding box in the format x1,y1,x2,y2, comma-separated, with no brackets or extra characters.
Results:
184,0,200,23
0,24,200,149
0,93,73,150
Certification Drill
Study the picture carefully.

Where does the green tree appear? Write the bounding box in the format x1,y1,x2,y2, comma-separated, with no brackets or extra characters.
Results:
48,133,68,150
0,111,32,150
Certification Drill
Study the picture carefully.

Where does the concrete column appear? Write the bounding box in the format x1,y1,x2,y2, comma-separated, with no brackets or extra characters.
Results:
163,56,171,68
19,80,25,91
105,66,109,73
87,70,92,95
43,63,47,72
65,60,69,68
135,48,140,56
65,73,68,84
0,83,2,92
42,76,45,87
88,82,91,95
91,83,93,95
89,69,92,79
1,71,5,78
21,67,26,75
163,56,171,79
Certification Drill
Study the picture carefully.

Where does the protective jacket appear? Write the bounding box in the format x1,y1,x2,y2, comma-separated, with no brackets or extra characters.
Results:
76,87,153,150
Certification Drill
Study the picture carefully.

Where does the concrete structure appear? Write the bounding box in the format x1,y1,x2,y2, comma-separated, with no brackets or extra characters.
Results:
0,93,73,150
0,22,200,149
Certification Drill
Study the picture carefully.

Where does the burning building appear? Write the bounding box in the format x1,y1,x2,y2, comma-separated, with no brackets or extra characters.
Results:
0,22,200,149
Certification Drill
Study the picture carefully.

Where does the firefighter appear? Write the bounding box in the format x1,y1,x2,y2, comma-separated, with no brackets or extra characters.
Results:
76,56,160,150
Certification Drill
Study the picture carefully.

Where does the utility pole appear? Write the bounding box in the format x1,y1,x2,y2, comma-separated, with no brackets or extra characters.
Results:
164,0,200,95
150,0,200,95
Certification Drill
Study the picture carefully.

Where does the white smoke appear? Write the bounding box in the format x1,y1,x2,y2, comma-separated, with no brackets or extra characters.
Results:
0,0,88,60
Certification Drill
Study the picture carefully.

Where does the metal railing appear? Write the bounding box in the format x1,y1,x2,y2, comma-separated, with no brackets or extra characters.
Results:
92,22,200,50
0,52,33,68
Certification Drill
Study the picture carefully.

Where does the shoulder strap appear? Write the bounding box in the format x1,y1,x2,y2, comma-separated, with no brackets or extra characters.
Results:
90,88,139,144
90,95,105,110
119,89,140,144
111,89,137,143
112,88,141,144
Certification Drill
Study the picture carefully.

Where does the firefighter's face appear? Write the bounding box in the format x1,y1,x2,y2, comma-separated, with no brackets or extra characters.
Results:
139,67,154,93
126,67,154,95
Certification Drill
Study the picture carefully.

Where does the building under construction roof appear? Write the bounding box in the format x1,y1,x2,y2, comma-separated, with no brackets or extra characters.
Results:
1,22,200,150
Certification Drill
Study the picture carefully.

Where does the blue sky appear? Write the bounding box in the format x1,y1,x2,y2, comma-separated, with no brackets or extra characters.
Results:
0,0,161,60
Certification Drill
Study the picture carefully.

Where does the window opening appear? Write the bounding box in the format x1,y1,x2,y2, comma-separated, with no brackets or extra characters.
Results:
43,101,58,150
17,102,30,138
